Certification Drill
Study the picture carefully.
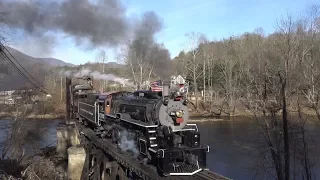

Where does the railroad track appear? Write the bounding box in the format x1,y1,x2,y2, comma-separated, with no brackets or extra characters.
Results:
76,121,232,180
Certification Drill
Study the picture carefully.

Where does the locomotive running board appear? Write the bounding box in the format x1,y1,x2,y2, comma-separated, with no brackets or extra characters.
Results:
169,168,202,176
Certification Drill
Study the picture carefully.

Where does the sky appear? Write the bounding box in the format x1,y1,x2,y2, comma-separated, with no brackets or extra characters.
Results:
10,0,319,65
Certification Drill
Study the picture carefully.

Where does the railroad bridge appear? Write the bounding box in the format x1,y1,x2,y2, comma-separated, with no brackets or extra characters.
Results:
0,42,232,180
58,77,233,180
58,119,232,180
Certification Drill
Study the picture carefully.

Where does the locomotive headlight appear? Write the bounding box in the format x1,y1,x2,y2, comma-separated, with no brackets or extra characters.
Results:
176,110,183,118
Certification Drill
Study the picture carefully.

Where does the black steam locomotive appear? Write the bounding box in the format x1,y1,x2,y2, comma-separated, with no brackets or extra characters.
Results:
70,77,209,176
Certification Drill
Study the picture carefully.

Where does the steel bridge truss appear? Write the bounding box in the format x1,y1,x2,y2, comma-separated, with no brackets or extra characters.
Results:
77,122,232,180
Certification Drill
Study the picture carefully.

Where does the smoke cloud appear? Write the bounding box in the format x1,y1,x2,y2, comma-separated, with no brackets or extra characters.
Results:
61,68,134,87
118,130,139,158
1,0,164,55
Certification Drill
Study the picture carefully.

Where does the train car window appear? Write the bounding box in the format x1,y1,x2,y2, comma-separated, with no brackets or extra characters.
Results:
121,105,126,113
100,103,104,112
124,104,147,122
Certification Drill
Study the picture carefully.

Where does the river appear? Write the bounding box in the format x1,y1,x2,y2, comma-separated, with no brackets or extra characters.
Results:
0,117,319,179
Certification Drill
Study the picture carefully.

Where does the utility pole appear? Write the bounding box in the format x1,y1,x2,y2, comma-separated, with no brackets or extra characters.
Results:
65,76,71,123
102,56,105,92
61,76,63,101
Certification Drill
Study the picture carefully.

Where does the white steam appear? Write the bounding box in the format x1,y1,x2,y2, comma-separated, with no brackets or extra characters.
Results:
64,70,73,77
60,68,134,87
118,130,140,158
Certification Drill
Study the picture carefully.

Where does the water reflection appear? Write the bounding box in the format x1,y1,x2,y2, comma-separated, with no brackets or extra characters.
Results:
198,117,320,180
198,119,256,179
0,119,63,157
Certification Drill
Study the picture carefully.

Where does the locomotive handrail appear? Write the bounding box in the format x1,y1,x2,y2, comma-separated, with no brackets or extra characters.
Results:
186,123,199,132
97,102,101,126
172,128,196,132
94,102,97,124
172,124,199,132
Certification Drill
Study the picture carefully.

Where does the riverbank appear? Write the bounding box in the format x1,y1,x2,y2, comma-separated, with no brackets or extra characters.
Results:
0,147,67,180
188,118,226,122
0,106,318,123
0,112,65,120
189,105,318,118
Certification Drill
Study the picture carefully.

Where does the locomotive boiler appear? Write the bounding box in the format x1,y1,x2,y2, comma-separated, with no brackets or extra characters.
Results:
71,78,209,176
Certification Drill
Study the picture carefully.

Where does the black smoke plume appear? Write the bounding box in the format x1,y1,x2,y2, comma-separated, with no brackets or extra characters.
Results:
0,0,165,54
128,11,171,79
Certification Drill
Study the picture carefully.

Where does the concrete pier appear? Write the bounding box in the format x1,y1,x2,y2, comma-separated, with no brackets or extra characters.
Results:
56,121,81,159
67,121,80,146
56,126,68,159
67,145,86,180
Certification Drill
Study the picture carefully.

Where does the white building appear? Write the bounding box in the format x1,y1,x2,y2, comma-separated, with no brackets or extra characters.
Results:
171,75,186,85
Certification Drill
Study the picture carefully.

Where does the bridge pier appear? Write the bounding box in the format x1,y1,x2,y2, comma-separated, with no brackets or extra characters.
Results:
57,120,87,180
56,126,68,159
67,121,80,146
56,121,81,159
67,145,86,180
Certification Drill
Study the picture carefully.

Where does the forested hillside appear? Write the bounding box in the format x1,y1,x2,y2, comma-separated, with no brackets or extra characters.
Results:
171,10,320,116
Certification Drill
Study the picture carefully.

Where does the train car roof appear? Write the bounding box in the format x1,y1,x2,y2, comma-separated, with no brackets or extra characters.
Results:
100,91,120,96
72,84,92,92
134,90,162,95
98,91,131,100
98,91,120,100
133,90,162,98
75,91,88,95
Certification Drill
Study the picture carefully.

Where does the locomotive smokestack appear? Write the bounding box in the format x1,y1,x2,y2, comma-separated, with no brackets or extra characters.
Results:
162,80,171,97
92,78,99,91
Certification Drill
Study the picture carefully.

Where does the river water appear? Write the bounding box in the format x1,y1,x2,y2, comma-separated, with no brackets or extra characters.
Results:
0,117,319,179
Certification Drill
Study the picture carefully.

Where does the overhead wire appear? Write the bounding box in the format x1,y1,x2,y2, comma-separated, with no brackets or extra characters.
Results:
1,43,47,90
0,43,48,94
0,49,45,92
0,49,37,87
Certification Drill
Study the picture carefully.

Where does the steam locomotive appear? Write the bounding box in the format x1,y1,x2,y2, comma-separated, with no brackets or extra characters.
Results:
70,77,209,176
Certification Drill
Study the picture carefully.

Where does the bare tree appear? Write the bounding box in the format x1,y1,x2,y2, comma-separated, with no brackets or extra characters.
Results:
240,13,316,180
198,36,210,102
0,11,10,81
119,38,170,90
300,5,320,122
95,49,107,92
182,32,206,109
0,11,10,44
171,4,319,179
